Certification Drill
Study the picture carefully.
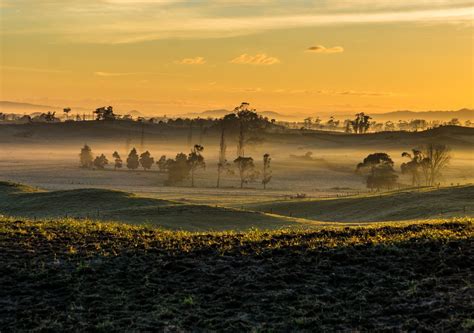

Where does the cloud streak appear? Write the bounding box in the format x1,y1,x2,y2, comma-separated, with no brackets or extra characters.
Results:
230,54,280,65
306,45,344,54
1,1,472,43
174,57,206,65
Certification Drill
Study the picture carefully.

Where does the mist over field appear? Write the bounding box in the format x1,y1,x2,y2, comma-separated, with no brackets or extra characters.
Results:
1,0,473,331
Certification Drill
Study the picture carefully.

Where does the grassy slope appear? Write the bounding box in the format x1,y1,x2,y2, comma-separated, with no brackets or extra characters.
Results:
243,185,474,222
0,217,472,331
0,181,317,231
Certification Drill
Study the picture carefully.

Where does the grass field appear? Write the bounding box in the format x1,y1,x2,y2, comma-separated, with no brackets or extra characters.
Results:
243,185,474,222
0,181,321,231
0,217,472,331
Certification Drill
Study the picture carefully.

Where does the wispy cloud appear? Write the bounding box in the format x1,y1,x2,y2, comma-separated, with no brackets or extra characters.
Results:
1,1,471,44
230,53,280,65
174,57,206,65
306,45,344,54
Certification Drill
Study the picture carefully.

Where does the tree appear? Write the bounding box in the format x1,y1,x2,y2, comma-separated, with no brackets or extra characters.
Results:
448,118,460,126
79,145,94,168
112,151,123,170
217,121,231,188
351,113,372,134
420,143,451,186
63,108,72,120
139,151,154,171
156,155,168,172
262,153,272,189
188,145,205,187
93,154,108,169
44,112,58,122
357,153,398,191
94,106,116,121
166,153,191,185
234,156,258,189
126,148,140,170
229,102,266,157
401,149,423,186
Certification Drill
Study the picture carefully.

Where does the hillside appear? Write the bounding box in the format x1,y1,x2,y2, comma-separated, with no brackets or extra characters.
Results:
1,119,473,150
243,185,474,222
0,217,472,331
0,182,315,231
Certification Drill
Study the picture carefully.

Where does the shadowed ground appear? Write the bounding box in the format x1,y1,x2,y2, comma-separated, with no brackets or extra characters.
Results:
0,217,472,331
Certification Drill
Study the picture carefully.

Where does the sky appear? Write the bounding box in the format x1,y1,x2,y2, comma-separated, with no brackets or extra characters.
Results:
0,0,473,116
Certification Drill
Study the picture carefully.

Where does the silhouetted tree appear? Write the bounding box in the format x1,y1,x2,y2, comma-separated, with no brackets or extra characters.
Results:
79,144,94,168
93,154,108,169
228,102,266,157
126,148,140,170
351,113,371,134
112,151,123,170
63,108,71,120
401,149,423,186
156,155,168,172
188,145,205,187
217,121,231,188
94,106,116,121
139,151,154,171
166,153,190,185
357,153,398,190
420,143,451,186
448,118,461,126
234,156,258,189
262,153,272,190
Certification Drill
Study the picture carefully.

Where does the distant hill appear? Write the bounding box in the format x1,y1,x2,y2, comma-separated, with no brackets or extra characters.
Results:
0,101,90,114
362,108,474,122
179,109,295,120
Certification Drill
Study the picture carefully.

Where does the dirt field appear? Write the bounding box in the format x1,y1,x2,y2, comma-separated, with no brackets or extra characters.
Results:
1,217,472,331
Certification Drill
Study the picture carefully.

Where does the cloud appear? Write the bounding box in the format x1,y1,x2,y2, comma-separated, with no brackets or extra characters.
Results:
306,45,344,54
94,71,140,77
174,57,206,65
230,53,280,65
0,1,472,44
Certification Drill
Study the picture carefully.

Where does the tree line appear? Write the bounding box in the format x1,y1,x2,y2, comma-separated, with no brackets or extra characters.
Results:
356,143,451,191
79,102,273,189
80,144,272,189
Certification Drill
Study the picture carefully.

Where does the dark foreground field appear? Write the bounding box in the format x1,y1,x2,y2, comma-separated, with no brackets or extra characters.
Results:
1,218,473,331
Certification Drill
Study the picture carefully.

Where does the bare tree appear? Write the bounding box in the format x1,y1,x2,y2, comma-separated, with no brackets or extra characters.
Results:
420,143,451,186
217,121,230,188
188,145,205,187
401,149,423,186
262,153,272,189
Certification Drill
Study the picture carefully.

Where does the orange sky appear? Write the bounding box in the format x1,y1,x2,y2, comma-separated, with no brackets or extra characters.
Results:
0,0,473,116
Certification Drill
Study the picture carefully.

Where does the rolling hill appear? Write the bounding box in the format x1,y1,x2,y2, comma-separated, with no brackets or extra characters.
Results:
0,181,317,231
242,185,474,222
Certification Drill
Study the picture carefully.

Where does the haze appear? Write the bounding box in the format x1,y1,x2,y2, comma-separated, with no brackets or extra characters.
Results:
1,0,473,115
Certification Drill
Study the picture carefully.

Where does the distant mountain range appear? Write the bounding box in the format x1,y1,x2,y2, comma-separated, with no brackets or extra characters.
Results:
1,101,472,122
364,109,474,121
178,109,292,119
